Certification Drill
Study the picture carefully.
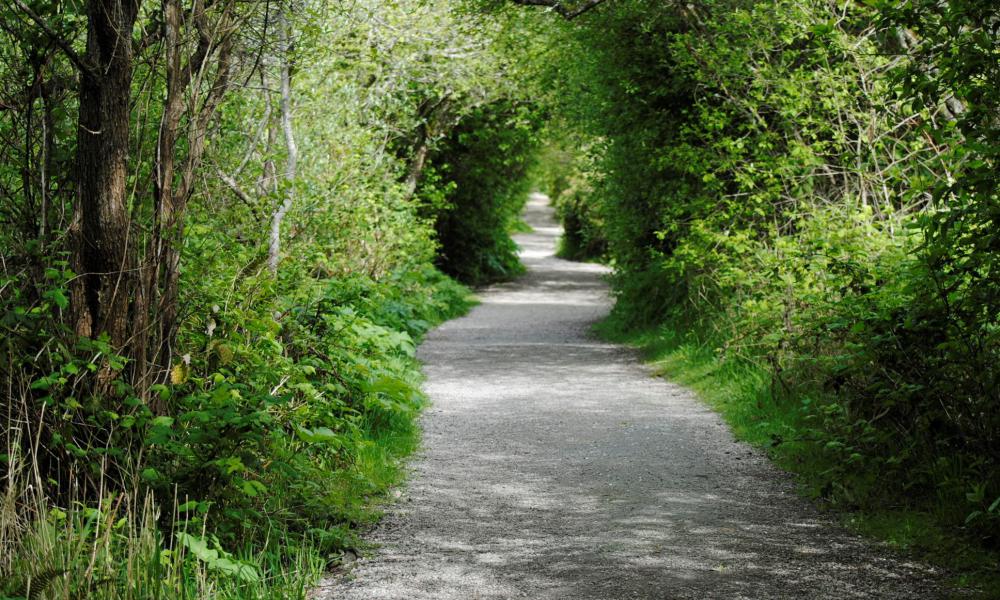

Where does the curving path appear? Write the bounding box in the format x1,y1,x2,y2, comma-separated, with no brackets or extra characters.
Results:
313,194,943,599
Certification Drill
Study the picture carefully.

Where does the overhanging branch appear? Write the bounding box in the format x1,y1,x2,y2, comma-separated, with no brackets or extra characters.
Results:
511,0,608,19
7,0,96,78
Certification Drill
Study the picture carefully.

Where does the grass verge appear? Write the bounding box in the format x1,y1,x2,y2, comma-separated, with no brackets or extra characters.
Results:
595,314,1000,598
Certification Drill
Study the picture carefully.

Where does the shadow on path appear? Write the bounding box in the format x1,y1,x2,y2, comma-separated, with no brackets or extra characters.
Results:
313,193,944,599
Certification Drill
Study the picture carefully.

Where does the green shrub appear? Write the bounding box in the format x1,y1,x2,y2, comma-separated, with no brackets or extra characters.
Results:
143,266,471,550
534,0,1000,566
420,100,544,285
537,142,608,261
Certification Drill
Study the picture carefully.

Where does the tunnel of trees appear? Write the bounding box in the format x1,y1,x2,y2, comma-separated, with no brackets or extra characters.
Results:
0,0,997,595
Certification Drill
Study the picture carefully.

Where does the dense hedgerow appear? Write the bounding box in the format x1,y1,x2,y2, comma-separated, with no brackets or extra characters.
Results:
1,263,470,598
420,100,544,285
535,0,1000,561
533,141,607,261
0,0,527,595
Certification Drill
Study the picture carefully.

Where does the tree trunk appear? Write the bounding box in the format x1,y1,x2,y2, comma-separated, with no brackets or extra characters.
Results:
402,96,451,201
268,12,297,276
141,0,233,395
38,64,55,246
70,0,141,351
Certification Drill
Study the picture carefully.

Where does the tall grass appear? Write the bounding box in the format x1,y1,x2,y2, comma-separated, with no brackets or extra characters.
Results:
1,405,321,599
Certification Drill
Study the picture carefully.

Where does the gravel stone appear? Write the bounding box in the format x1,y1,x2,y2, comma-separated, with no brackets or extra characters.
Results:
312,193,945,599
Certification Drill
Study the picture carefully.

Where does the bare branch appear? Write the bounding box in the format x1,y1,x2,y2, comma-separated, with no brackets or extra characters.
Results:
268,8,297,276
216,167,265,219
510,0,608,19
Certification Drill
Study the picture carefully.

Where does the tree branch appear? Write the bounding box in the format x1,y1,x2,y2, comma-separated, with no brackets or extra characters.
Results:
7,0,95,77
216,167,265,219
510,0,608,19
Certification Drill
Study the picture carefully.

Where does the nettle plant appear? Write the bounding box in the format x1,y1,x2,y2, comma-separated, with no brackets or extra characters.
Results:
141,268,465,550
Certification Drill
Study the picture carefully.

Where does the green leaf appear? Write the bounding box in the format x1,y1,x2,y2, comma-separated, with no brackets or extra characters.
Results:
239,480,267,497
363,375,418,402
45,288,69,309
295,426,343,446
151,416,174,428
177,533,260,582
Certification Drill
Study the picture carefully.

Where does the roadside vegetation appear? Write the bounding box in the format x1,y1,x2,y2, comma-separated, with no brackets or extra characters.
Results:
0,0,540,596
2,0,998,595
531,0,1000,593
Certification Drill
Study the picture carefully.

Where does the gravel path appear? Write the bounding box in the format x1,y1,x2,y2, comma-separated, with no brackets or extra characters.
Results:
313,194,944,599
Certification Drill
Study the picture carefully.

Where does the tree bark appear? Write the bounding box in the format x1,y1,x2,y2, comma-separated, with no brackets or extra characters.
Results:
70,0,141,350
137,0,235,395
268,11,297,276
403,96,452,200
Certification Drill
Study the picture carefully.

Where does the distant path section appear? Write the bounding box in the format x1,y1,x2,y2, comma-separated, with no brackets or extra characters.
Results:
313,193,943,599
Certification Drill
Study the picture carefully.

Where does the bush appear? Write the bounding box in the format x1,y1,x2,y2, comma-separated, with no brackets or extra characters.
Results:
536,141,608,261
144,266,471,548
535,0,1000,558
420,100,544,285
0,262,472,596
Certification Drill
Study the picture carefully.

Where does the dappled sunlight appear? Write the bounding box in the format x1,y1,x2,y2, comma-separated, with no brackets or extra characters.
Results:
481,295,609,306
317,195,942,599
347,438,931,598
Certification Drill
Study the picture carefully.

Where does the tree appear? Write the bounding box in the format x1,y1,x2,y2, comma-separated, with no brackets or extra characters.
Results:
510,0,608,20
10,0,253,397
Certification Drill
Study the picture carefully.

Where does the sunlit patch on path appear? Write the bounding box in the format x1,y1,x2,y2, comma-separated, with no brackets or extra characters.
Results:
313,193,942,599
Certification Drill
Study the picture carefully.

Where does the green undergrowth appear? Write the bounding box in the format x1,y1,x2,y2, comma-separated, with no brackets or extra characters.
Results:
1,267,474,599
595,315,1000,598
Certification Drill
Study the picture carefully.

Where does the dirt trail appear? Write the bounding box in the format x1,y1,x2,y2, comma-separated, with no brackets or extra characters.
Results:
313,193,943,599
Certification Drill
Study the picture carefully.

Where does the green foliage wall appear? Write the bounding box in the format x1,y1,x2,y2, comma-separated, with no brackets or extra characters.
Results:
0,0,533,594
534,141,607,261
420,101,543,285
535,0,1000,550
